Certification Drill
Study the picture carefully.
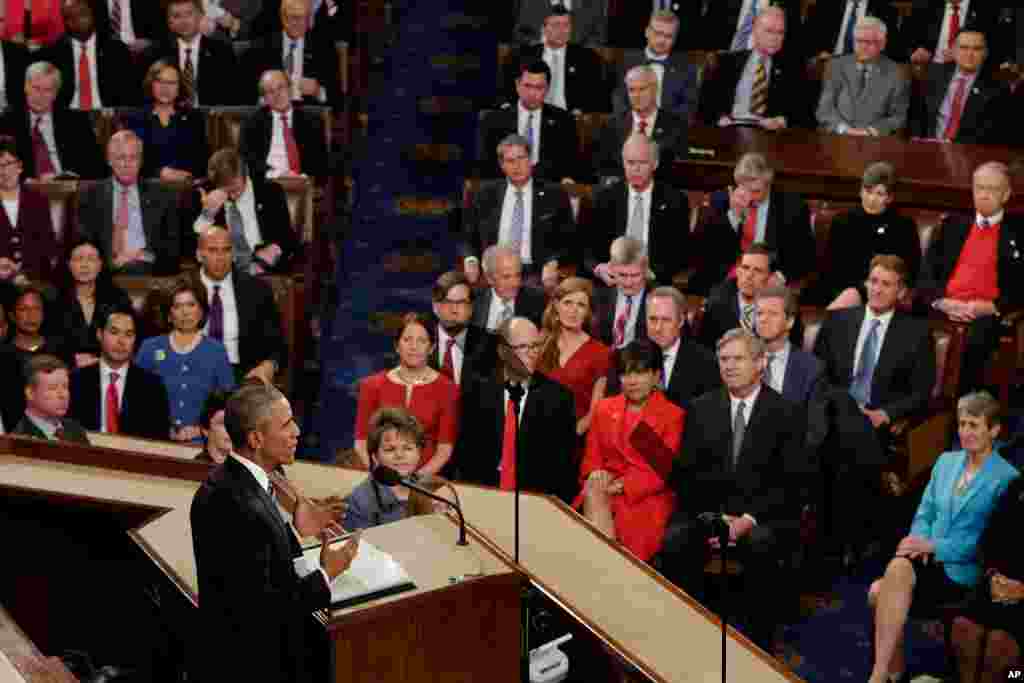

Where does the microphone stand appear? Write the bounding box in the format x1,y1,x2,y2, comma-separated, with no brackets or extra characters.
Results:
505,380,529,682
699,510,731,683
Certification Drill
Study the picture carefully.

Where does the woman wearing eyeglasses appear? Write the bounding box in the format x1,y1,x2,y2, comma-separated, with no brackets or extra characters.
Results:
0,135,58,285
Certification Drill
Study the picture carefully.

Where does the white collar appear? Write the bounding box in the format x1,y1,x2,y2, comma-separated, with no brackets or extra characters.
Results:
518,100,541,118
73,34,97,50
201,268,234,289
506,178,533,195
730,384,761,409
100,359,129,380
645,47,670,62
543,43,566,55
177,34,202,51
231,453,271,493
628,181,654,200
438,326,466,347
662,337,681,358
864,306,895,328
976,210,1004,226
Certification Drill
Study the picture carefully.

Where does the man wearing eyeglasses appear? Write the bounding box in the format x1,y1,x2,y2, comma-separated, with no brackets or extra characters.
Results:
430,271,498,387
453,316,577,503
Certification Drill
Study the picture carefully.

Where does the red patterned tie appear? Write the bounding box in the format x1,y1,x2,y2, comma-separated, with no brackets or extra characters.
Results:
741,204,759,251
947,1,960,51
441,338,455,380
79,48,93,110
106,372,121,434
280,112,301,173
636,117,648,136
32,117,56,177
944,76,967,140
499,399,517,490
613,295,632,347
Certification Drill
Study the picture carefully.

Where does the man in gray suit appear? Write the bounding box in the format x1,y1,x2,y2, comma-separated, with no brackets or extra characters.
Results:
516,0,607,46
816,16,910,136
612,10,698,121
471,244,546,331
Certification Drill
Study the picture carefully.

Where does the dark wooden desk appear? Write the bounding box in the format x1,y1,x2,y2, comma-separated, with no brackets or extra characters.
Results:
677,126,1024,210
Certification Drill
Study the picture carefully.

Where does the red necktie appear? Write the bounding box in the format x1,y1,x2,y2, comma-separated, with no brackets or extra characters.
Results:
79,48,93,110
947,1,960,51
441,338,455,380
613,295,633,347
944,76,967,140
106,372,121,434
280,112,301,173
499,399,517,490
741,204,758,251
32,117,56,177
636,117,648,136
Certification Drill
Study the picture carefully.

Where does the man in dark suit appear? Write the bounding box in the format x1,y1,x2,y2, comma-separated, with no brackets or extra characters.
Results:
1,39,29,111
910,28,1009,144
78,130,182,275
591,236,650,348
239,70,328,181
918,161,1024,395
802,0,899,61
506,6,606,113
814,254,935,556
699,0,802,51
93,0,165,49
69,305,170,440
454,316,577,503
193,147,299,274
463,134,575,291
613,10,698,121
906,0,998,65
0,61,104,179
587,134,690,284
482,60,579,183
253,0,352,43
431,270,499,386
190,382,359,683
596,64,687,181
40,0,137,109
656,328,808,650
242,0,340,106
697,7,810,130
145,0,240,106
517,0,608,46
12,354,90,444
194,225,287,385
690,154,815,295
471,244,546,331
611,2,704,49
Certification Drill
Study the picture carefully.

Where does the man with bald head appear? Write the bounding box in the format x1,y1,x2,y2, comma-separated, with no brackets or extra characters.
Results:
471,244,546,330
919,161,1024,394
454,316,578,503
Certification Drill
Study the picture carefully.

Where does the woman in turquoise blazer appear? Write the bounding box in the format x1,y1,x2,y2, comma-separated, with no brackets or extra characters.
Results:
866,391,1020,683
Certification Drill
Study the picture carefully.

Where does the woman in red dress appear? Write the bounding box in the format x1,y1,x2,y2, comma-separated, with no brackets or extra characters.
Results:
2,0,65,47
354,313,459,475
578,339,685,561
538,277,613,441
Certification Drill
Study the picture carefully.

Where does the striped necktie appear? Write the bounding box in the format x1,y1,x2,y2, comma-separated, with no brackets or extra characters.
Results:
749,58,768,115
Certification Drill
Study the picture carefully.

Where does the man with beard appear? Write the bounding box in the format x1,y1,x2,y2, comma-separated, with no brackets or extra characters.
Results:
430,271,498,386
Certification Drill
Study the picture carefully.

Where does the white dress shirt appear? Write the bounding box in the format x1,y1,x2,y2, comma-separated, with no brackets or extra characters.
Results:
853,307,894,378
99,360,128,432
71,36,103,110
614,287,645,348
542,45,567,110
631,108,659,137
661,337,681,386
626,182,654,244
934,0,971,63
2,198,19,227
266,107,294,178
201,269,241,364
732,52,772,118
178,35,202,105
437,327,467,384
485,289,515,332
518,101,542,165
976,210,1004,227
109,0,136,42
499,179,535,264
763,341,791,395
833,0,868,55
31,112,63,173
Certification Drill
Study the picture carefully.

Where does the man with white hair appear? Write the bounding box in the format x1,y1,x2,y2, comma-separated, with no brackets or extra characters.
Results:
816,16,910,136
613,11,698,120
471,244,546,330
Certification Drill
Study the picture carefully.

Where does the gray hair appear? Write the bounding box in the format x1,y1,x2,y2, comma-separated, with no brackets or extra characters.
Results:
717,328,766,359
225,383,286,452
646,286,687,320
754,5,786,26
648,9,679,29
26,61,63,90
107,129,144,160
609,236,648,266
755,284,797,320
734,152,774,184
259,69,291,94
622,133,660,166
957,390,1002,427
625,64,658,86
497,133,531,163
973,161,1011,188
481,243,522,275
862,161,895,190
855,15,887,36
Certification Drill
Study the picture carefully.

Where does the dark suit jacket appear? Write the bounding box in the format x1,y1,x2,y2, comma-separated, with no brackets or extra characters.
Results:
0,344,24,430
917,213,1024,314
587,181,691,283
471,286,547,329
0,186,57,280
69,364,171,440
239,106,328,180
478,103,579,182
696,278,805,349
40,34,138,109
1,41,29,112
690,189,815,295
698,0,803,51
505,44,607,112
671,386,808,535
0,107,105,179
595,109,688,180
781,346,828,448
145,36,241,106
517,0,608,46
904,0,998,60
243,31,341,106
813,305,935,423
613,51,699,122
190,455,330,683
606,337,722,411
454,371,577,503
123,107,209,179
698,49,811,127
591,284,648,348
801,0,900,60
11,415,90,444
77,178,182,275
93,0,164,42
910,63,1009,144
462,179,575,269
428,322,499,387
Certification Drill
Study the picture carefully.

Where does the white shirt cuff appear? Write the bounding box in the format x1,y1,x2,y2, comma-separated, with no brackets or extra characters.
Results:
742,513,757,526
317,566,331,589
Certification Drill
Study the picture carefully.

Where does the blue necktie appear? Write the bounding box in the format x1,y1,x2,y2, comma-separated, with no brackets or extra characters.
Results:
843,0,860,54
731,1,759,51
850,318,880,405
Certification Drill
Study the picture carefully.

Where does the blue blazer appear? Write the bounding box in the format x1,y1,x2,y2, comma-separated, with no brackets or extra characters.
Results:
782,347,828,449
910,450,1020,586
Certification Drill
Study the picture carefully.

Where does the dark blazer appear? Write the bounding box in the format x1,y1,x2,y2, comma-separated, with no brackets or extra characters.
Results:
0,108,105,179
813,305,935,423
242,31,342,106
698,49,811,127
1,41,29,111
478,102,579,182
428,322,499,387
77,178,183,276
40,34,138,109
190,455,331,683
461,179,575,269
910,63,1009,144
56,282,133,359
698,0,803,51
516,0,608,46
198,177,299,272
613,51,699,121
697,278,805,350
0,344,24,430
93,0,165,42
801,0,900,59
69,363,171,440
238,106,328,180
145,36,241,106
123,107,209,179
0,186,57,281
591,284,648,348
904,0,998,60
606,337,723,411
690,189,815,295
595,109,688,180
782,346,828,448
471,286,547,329
11,415,90,444
587,181,691,283
670,386,808,535
504,43,607,112
917,213,1024,314
454,371,578,503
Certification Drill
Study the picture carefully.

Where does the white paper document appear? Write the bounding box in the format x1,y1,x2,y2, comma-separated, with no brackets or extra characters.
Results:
294,539,415,607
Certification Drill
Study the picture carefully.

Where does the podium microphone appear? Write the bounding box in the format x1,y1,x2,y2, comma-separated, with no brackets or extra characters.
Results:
698,510,731,683
371,466,468,546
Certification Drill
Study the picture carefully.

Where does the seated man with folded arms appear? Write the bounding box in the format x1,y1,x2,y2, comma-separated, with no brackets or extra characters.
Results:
193,148,298,275
471,244,546,331
917,161,1024,396
816,16,910,136
866,391,1018,683
12,354,90,444
591,236,651,349
613,10,698,121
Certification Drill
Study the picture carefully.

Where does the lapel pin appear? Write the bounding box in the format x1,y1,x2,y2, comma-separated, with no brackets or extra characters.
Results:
257,203,263,211
569,66,576,73
877,225,886,234
972,88,979,95
659,203,666,210
537,191,545,197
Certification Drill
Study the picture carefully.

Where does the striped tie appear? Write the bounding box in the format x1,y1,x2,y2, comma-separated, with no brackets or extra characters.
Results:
110,0,123,38
749,59,768,115
183,48,195,103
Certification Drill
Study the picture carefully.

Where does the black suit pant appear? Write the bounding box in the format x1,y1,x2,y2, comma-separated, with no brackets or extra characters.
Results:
957,313,1002,396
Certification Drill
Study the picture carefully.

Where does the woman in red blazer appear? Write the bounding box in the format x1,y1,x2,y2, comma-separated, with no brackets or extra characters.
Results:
578,339,685,561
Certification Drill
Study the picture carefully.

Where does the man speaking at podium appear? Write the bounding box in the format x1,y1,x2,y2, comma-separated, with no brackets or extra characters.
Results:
190,382,359,682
